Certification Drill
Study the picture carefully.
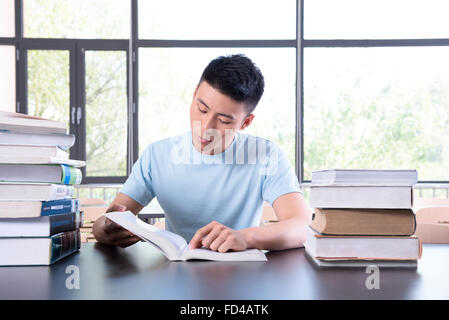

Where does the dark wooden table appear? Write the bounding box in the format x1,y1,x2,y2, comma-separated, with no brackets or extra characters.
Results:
1,242,448,300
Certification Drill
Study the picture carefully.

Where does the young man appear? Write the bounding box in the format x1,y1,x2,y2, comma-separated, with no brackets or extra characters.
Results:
93,54,311,252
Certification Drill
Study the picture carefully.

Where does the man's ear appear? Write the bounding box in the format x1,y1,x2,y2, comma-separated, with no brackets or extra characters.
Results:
193,84,199,99
240,113,255,130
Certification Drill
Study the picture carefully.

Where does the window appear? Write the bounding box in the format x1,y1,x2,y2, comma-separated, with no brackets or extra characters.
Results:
138,47,296,166
0,46,15,112
0,0,15,38
23,0,130,39
4,1,298,184
302,0,449,183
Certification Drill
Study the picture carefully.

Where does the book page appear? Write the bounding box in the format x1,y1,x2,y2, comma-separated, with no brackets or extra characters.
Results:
104,211,187,260
180,247,267,262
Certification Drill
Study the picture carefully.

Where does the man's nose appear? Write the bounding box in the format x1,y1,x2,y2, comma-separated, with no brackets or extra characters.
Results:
202,115,215,131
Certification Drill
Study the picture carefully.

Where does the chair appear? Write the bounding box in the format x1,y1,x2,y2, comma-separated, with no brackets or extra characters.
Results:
414,206,449,243
79,198,108,243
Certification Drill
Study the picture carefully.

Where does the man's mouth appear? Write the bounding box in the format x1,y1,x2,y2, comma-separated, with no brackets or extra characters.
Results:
199,136,213,145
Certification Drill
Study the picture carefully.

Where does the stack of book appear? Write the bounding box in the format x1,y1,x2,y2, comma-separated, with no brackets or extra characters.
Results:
304,169,422,268
0,111,84,266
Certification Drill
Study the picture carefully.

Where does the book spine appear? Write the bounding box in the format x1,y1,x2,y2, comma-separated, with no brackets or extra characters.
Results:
49,184,75,201
41,199,80,216
60,165,82,185
50,229,81,265
48,212,82,236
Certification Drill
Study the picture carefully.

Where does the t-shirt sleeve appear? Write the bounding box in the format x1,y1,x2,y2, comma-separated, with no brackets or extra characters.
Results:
120,145,155,207
262,144,302,206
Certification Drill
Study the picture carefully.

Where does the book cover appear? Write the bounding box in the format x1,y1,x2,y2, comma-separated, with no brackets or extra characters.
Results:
309,185,413,209
0,131,75,150
310,208,416,236
0,164,82,185
0,183,75,201
0,199,80,218
0,211,83,237
311,169,418,185
0,229,81,266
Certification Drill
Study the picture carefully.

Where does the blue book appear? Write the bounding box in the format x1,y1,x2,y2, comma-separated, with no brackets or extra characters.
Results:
0,199,80,218
0,211,83,237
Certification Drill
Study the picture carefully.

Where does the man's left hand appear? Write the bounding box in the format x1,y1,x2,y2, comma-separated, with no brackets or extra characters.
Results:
189,221,248,252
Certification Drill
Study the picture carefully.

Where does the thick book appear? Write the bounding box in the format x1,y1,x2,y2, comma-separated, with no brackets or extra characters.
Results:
0,111,66,134
304,226,422,260
0,211,83,237
0,183,75,201
311,208,416,236
0,229,81,266
0,164,82,184
104,211,267,262
0,145,68,158
309,185,413,209
0,199,80,218
305,249,417,268
311,169,418,185
0,155,85,168
0,131,75,150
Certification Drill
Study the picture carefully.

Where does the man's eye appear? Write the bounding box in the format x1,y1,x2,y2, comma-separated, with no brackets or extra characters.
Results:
198,107,207,113
219,119,231,124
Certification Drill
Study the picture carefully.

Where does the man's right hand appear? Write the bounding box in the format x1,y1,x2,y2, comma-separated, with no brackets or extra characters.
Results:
93,204,141,248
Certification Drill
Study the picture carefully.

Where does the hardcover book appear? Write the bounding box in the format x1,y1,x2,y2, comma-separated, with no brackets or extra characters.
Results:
105,211,267,262
0,229,81,266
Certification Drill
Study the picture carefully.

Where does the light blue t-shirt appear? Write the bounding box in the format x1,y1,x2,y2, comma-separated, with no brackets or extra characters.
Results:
120,131,301,242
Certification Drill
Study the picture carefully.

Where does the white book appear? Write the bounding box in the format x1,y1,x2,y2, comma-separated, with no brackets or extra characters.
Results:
0,145,68,158
0,111,66,134
0,183,74,201
0,155,85,168
304,248,417,268
0,164,82,184
304,226,422,260
311,169,418,186
309,185,413,209
0,230,80,266
0,131,75,150
104,211,267,262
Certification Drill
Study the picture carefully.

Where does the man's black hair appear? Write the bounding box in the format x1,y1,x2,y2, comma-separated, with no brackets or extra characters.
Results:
199,54,265,114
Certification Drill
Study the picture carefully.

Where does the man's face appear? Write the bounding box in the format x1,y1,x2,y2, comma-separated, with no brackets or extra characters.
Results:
190,81,254,155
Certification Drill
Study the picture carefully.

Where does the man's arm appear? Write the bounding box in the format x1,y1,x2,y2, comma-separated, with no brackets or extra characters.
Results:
92,193,145,247
240,192,312,251
189,192,312,252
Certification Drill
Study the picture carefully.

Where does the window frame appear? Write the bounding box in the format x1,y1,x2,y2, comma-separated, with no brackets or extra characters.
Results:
299,0,449,184
2,0,299,184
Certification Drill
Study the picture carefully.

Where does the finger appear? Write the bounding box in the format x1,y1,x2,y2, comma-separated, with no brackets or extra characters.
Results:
217,236,237,253
106,204,127,213
201,226,224,249
109,229,136,242
189,222,215,249
103,218,125,234
209,230,230,251
117,235,141,248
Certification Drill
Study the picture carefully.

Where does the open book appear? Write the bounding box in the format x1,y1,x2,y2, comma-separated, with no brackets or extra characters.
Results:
104,211,267,262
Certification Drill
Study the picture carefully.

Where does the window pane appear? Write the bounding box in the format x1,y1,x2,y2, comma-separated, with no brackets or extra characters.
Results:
0,0,14,37
24,0,130,39
85,51,127,177
305,0,449,39
138,0,296,40
304,47,449,181
27,50,69,126
0,46,15,112
138,48,296,167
